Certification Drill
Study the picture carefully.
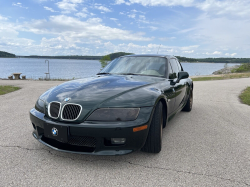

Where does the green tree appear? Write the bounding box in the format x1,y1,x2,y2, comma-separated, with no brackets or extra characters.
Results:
100,55,111,68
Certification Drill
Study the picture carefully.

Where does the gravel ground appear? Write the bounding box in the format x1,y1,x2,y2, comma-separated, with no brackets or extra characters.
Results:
0,78,250,187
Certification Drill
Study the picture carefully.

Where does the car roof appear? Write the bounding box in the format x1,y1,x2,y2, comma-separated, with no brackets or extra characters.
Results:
122,54,174,58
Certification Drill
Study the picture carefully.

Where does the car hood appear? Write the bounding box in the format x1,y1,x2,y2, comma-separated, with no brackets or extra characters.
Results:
47,75,163,104
44,75,165,121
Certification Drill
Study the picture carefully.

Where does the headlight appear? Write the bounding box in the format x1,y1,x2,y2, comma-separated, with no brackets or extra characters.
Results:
87,108,140,121
34,86,56,113
35,99,45,113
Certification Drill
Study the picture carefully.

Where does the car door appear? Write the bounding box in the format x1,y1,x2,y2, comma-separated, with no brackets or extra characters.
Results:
175,58,187,108
169,58,187,111
163,60,176,115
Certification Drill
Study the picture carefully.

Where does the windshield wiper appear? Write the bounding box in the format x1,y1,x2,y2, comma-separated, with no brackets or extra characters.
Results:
97,72,111,75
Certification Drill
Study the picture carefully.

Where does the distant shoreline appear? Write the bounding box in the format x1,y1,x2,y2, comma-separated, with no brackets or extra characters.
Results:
0,57,101,60
0,57,245,63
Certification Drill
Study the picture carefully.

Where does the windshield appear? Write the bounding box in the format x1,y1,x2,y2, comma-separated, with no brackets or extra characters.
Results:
99,57,166,77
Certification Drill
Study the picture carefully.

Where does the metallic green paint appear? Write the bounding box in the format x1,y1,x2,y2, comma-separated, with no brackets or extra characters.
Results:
30,54,193,155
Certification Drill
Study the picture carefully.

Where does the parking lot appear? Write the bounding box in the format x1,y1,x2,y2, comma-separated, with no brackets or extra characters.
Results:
0,78,250,186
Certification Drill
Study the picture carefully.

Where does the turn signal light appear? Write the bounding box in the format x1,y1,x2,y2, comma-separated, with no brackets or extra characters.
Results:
133,125,148,132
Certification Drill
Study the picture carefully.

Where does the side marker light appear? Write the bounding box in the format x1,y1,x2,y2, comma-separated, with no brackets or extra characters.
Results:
133,125,148,132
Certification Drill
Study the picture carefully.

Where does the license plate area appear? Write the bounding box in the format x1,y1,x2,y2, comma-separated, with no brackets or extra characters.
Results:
44,123,68,143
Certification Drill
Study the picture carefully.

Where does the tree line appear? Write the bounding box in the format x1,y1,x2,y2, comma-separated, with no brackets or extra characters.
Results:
22,55,102,60
176,56,250,63
0,51,15,58
1,50,249,63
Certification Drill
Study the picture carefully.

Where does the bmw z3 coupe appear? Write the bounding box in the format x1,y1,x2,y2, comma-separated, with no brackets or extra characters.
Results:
30,54,193,155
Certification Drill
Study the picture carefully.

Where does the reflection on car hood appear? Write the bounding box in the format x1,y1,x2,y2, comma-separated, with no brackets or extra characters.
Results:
47,75,164,104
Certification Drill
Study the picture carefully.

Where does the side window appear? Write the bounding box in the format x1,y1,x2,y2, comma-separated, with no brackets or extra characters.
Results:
169,59,179,79
175,59,182,71
168,61,174,79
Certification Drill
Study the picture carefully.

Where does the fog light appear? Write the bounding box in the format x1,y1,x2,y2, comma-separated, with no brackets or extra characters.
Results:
111,138,126,144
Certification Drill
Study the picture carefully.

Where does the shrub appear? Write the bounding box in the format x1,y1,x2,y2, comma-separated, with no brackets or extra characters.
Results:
232,63,250,73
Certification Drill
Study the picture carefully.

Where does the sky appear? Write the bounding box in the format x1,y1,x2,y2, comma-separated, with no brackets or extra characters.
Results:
0,0,249,57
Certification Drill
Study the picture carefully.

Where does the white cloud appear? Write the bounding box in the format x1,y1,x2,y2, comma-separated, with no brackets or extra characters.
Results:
225,53,237,57
117,0,250,18
98,42,199,55
184,50,194,53
189,14,250,56
115,0,125,4
94,5,112,12
75,7,89,18
110,18,118,21
115,0,131,5
56,2,77,13
75,12,87,18
177,27,197,34
20,15,151,41
12,2,28,9
213,51,221,55
44,6,58,12
197,0,250,17
128,14,136,18
81,7,88,12
203,51,222,55
110,18,121,27
116,0,194,7
0,15,8,21
180,45,199,51
0,22,34,55
131,9,145,14
56,0,83,13
159,37,176,41
149,26,158,31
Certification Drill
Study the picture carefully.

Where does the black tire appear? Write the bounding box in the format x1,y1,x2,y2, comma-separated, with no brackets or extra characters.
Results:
141,102,163,153
182,89,193,112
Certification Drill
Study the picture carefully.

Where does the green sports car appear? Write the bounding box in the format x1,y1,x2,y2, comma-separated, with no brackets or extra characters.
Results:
30,54,193,155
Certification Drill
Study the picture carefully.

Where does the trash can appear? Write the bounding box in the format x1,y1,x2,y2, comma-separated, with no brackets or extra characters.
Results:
45,73,50,80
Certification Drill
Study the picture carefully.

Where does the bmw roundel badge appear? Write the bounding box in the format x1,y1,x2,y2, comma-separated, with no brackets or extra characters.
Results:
64,97,71,102
52,127,58,136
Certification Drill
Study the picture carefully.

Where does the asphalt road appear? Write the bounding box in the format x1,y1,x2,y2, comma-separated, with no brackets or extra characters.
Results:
0,78,250,187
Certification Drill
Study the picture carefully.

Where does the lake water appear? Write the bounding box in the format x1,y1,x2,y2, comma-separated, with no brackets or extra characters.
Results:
0,58,239,79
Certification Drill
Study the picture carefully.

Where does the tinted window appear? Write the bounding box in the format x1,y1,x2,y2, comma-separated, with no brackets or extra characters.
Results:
169,59,179,79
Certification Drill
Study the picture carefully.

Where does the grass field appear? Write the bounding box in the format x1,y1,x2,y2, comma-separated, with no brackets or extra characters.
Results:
239,87,250,106
192,72,250,81
0,85,20,95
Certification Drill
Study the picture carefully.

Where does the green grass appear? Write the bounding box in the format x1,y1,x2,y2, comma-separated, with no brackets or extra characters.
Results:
192,72,250,81
239,87,250,106
0,85,21,95
192,77,225,81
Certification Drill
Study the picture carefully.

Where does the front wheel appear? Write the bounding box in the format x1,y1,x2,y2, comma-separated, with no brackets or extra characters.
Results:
141,102,163,153
182,88,193,112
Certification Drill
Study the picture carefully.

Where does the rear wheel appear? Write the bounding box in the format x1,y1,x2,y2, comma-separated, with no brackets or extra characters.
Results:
141,102,163,153
182,89,193,112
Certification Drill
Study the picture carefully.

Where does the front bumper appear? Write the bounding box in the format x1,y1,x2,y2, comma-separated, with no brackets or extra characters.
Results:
30,107,153,155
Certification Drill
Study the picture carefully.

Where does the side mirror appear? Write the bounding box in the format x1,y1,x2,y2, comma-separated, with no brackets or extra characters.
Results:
178,71,189,80
170,71,189,85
